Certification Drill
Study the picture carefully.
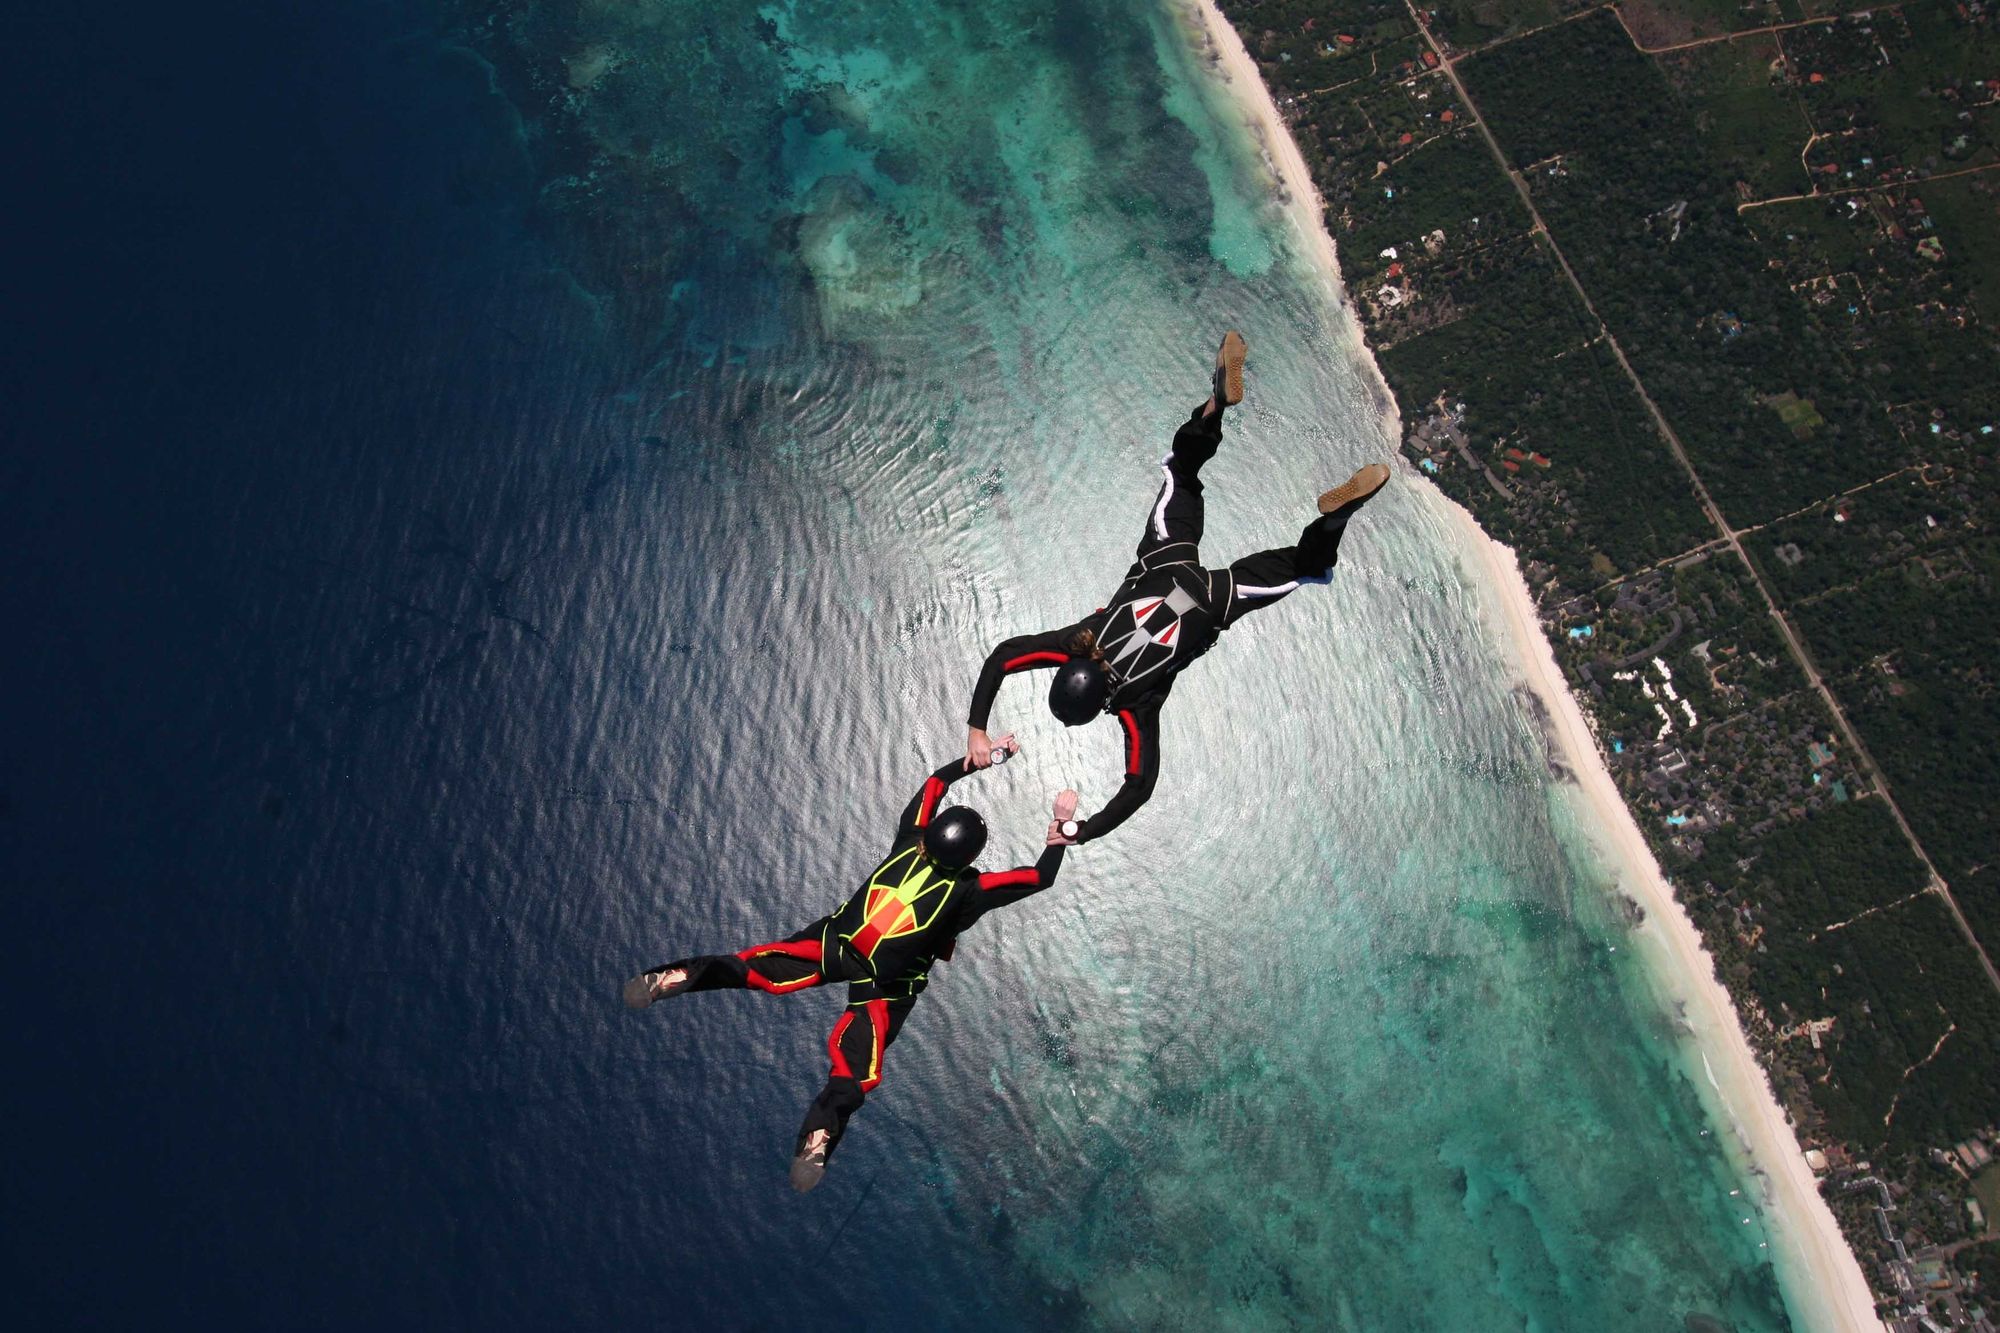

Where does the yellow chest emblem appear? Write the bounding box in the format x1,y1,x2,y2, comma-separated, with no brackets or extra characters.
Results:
846,847,953,957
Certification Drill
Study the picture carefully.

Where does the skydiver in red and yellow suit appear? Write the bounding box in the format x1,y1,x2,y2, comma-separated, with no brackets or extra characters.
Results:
622,742,1076,1193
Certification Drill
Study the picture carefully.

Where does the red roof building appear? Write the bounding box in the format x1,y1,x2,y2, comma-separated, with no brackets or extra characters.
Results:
1440,109,1455,123
1398,131,1414,145
1422,50,1440,68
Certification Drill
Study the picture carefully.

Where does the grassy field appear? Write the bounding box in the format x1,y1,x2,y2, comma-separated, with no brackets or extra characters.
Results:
1621,0,1783,47
1975,1165,2000,1237
1663,36,1811,199
1763,390,1826,440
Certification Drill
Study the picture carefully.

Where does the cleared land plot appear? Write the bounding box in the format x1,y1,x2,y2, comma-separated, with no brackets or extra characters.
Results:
1662,36,1813,199
1619,0,1788,49
1976,1166,2000,1234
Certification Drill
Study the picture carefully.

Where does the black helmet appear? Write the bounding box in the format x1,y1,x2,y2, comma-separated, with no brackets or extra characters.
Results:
924,807,988,870
1048,657,1109,725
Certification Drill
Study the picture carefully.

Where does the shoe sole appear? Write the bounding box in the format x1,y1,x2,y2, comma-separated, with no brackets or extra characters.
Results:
1318,464,1391,515
790,1155,827,1193
1216,331,1246,405
624,971,689,1009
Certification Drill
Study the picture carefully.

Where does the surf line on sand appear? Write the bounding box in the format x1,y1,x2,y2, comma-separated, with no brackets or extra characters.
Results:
1178,1,1884,1329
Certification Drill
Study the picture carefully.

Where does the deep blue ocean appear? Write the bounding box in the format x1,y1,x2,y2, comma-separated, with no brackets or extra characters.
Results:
7,2,1810,1328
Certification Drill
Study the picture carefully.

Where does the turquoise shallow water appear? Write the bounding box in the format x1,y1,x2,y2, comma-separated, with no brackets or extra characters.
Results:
500,0,1801,1326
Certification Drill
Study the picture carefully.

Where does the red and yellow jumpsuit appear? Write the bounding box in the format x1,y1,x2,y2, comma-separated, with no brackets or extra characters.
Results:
645,760,1066,1165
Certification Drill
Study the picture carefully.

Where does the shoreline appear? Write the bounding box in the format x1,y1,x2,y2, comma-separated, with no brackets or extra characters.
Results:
1181,1,1883,1328
1452,503,1884,1333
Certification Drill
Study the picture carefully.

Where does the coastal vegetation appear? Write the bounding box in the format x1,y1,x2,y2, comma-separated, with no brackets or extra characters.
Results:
1219,0,2000,1318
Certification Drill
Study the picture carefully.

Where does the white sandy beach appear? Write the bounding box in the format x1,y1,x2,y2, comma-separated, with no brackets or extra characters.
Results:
1184,1,1884,1328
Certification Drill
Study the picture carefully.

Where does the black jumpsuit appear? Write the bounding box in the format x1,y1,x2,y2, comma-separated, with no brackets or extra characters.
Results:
967,405,1350,843
649,760,1065,1164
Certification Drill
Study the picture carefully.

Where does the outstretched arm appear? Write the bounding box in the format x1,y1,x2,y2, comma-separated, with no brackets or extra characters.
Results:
960,791,1078,920
1067,703,1161,844
965,624,1083,768
895,740,1018,842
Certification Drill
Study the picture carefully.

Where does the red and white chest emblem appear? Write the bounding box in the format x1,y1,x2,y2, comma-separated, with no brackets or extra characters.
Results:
1098,584,1200,689
1130,597,1182,644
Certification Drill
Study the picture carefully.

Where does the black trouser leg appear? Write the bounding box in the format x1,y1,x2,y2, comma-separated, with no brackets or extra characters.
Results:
653,953,752,993
1296,511,1348,577
1216,515,1346,630
652,921,832,994
795,993,914,1161
1170,401,1223,469
1137,405,1222,565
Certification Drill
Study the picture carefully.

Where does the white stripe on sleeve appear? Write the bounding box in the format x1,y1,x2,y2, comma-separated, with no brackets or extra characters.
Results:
1150,457,1174,541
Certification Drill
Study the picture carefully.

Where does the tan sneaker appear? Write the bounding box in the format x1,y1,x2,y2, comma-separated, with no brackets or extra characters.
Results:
1318,464,1390,521
622,966,688,1010
1213,330,1247,406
